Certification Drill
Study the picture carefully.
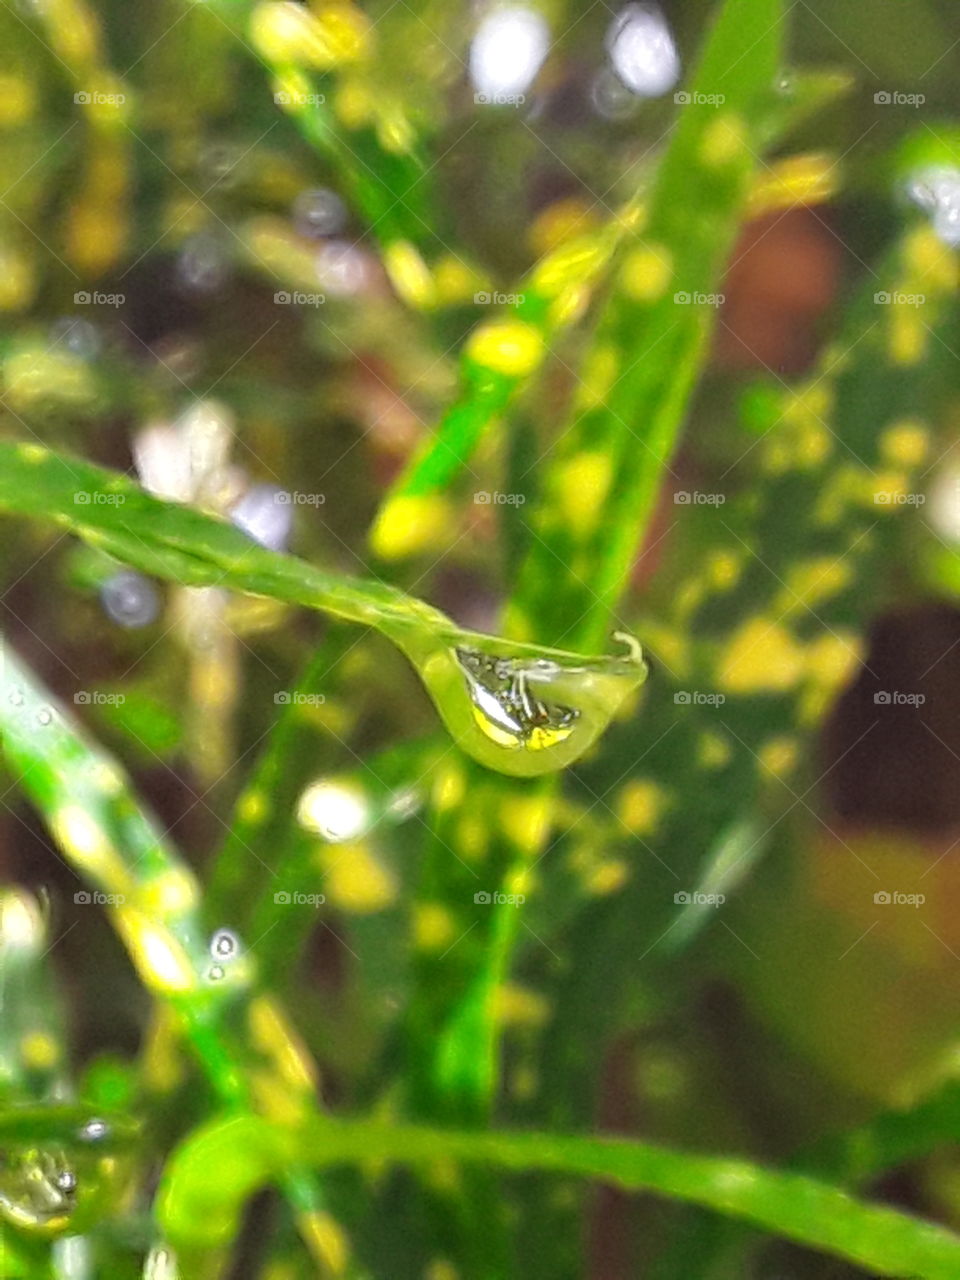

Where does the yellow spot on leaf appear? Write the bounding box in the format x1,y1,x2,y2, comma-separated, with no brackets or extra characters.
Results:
499,792,552,853
20,1032,58,1071
719,619,805,693
321,841,396,913
383,240,436,309
697,730,731,770
115,910,196,993
746,152,837,218
465,319,545,377
775,557,851,616
620,244,673,302
414,903,457,951
551,450,614,538
699,114,748,168
617,779,668,835
432,761,466,813
585,860,629,895
881,419,929,468
369,493,453,560
705,550,742,591
758,736,799,779
302,1210,350,1276
575,343,619,410
494,983,550,1028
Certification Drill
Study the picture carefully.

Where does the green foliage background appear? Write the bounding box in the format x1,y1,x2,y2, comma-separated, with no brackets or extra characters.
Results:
1,0,960,1276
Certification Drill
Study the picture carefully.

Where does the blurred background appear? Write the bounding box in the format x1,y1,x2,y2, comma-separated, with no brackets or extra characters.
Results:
2,0,960,1276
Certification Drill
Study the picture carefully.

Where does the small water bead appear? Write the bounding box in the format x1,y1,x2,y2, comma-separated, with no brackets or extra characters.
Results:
8,687,25,707
35,707,53,726
209,928,240,960
176,233,230,295
469,6,550,102
292,187,348,239
606,4,680,99
78,1118,109,1143
905,165,960,247
100,570,160,629
49,317,101,360
207,964,225,982
229,484,293,552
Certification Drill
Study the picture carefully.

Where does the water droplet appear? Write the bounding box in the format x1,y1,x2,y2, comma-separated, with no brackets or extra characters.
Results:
100,570,160,628
209,928,239,960
78,1118,109,1143
591,66,642,121
469,6,550,101
176,233,230,295
292,187,348,239
297,779,370,841
229,484,293,552
606,4,680,100
905,164,960,247
8,687,24,707
49,317,102,360
386,626,647,777
35,707,52,726
207,964,225,982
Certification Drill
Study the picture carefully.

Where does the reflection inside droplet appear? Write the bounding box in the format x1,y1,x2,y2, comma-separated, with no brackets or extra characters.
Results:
0,1148,78,1229
606,4,680,99
385,624,647,778
456,647,580,751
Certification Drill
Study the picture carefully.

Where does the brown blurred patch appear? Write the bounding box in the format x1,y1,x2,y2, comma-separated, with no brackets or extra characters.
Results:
716,208,842,375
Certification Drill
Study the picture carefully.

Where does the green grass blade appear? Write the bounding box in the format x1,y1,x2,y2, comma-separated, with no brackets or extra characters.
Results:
159,1112,960,1280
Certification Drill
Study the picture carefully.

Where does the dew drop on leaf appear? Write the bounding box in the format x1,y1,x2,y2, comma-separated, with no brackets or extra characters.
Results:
385,626,647,777
209,928,239,960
